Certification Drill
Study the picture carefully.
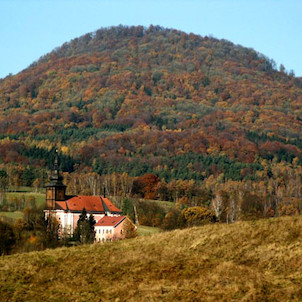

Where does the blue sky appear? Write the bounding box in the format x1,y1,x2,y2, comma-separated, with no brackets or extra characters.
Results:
0,0,301,78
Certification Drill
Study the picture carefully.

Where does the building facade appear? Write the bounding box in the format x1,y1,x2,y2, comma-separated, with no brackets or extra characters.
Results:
95,215,127,242
45,155,123,238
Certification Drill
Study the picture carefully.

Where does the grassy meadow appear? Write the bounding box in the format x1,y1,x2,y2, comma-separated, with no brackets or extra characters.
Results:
6,191,46,208
0,216,301,301
0,211,23,220
136,225,161,236
0,189,46,223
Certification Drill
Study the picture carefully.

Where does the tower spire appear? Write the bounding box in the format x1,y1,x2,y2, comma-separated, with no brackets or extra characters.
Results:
49,149,63,186
54,149,59,170
45,149,66,209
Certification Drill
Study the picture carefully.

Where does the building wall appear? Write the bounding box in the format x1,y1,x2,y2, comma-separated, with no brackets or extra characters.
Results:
94,218,131,243
56,212,109,235
113,220,126,240
45,209,123,238
95,226,115,242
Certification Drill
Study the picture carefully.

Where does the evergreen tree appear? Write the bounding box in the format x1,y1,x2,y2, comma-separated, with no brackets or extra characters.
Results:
121,198,135,222
88,214,96,237
0,170,8,191
74,208,95,244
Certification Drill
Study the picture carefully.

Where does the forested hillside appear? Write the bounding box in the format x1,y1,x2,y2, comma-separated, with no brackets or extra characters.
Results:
0,25,302,218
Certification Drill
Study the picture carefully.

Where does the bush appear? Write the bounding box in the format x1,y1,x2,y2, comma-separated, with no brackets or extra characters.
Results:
161,208,181,230
179,206,216,227
136,200,166,227
122,218,137,239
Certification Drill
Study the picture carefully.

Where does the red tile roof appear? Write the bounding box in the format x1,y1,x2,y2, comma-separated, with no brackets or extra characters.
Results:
95,215,126,227
66,196,103,212
56,201,67,210
63,196,121,213
101,197,121,213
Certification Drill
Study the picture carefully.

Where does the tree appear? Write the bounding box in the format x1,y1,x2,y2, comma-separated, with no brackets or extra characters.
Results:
44,214,59,247
0,170,8,191
23,206,41,230
88,214,96,236
132,173,160,199
21,168,35,187
122,218,137,239
279,64,286,73
161,208,181,230
0,170,8,209
0,220,16,255
121,197,135,222
240,192,264,220
74,208,95,244
179,206,216,227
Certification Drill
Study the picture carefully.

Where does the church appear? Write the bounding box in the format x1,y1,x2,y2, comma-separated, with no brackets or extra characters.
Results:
45,155,126,240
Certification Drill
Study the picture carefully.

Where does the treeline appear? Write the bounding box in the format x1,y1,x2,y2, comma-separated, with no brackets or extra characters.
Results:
0,143,76,184
2,157,302,222
92,153,263,182
64,159,302,225
0,196,59,255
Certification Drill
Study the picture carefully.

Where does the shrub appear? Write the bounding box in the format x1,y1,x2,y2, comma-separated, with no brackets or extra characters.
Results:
179,206,216,227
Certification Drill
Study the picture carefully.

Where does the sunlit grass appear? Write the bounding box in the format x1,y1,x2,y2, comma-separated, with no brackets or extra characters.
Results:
6,192,46,208
0,211,23,220
0,216,301,301
137,225,161,236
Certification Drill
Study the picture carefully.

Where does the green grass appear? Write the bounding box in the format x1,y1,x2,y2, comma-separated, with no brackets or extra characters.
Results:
137,225,161,236
138,198,175,209
8,186,45,193
0,216,301,301
0,211,23,220
6,192,46,208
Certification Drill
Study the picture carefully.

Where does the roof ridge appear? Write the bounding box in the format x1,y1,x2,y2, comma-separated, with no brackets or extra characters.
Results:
100,197,110,212
95,215,126,227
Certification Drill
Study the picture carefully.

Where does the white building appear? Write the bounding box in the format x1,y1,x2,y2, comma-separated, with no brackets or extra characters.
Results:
44,156,122,236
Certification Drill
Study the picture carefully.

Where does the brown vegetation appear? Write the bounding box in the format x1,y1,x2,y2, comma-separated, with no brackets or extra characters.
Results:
0,215,301,301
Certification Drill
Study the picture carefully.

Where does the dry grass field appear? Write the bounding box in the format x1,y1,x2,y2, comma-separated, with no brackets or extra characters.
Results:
0,216,301,301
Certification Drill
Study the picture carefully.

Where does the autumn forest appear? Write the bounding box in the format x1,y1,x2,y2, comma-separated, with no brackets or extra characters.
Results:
1,25,302,223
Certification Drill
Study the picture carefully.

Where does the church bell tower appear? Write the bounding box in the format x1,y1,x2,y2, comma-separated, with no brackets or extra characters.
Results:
45,151,66,210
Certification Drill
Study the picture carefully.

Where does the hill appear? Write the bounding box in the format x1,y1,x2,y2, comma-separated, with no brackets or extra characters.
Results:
0,25,302,218
0,26,302,176
0,216,301,301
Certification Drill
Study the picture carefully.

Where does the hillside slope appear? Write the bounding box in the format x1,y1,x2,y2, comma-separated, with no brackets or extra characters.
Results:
0,25,302,181
0,216,301,301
